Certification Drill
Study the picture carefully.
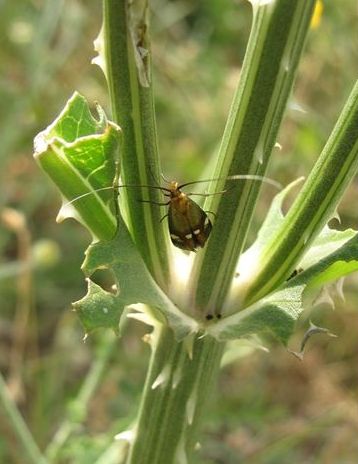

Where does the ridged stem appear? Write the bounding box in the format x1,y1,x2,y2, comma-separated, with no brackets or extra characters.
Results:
103,0,172,288
190,0,317,316
126,326,224,464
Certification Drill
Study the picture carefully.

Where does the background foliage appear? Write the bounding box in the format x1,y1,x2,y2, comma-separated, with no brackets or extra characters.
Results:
1,1,358,462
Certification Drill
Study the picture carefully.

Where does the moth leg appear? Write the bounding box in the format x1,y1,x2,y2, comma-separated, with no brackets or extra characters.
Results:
205,210,217,220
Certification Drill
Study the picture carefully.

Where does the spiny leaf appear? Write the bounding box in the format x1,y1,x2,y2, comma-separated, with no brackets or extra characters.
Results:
74,216,198,339
34,93,196,340
209,233,358,344
238,178,356,278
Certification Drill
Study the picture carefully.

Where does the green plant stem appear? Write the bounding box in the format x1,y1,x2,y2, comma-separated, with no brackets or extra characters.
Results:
242,79,358,305
126,326,224,464
103,0,171,289
0,373,48,464
190,0,316,316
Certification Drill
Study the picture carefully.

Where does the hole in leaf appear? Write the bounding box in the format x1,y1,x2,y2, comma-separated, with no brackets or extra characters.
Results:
91,268,117,294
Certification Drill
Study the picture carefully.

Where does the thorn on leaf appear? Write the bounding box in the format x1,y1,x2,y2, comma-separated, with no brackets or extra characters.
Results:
288,320,337,360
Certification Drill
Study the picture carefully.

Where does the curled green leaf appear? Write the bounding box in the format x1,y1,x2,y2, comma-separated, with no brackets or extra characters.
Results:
33,92,120,240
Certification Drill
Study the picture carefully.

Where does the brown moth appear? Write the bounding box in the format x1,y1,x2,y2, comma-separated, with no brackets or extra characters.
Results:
157,174,280,252
65,174,280,252
161,180,213,252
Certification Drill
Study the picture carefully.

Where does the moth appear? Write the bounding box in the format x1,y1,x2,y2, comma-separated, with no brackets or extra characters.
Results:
67,173,280,252
151,179,214,252
142,175,280,252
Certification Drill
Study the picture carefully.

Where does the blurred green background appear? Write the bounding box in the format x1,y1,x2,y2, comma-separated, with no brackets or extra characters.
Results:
1,0,358,463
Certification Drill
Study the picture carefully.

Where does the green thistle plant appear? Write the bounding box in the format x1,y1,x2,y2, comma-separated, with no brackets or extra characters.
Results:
31,0,358,462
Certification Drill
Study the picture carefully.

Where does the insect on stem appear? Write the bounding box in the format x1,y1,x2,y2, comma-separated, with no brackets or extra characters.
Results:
62,173,281,252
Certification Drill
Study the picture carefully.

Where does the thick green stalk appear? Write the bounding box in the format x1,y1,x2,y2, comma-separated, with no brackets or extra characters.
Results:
103,0,171,288
126,326,224,464
241,79,358,305
190,0,316,316
124,2,317,461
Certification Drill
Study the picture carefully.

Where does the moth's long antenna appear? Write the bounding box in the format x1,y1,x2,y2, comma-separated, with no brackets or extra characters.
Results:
147,167,173,187
62,186,115,209
179,175,282,190
113,160,121,225
121,184,171,192
186,190,227,197
227,174,282,189
62,184,171,209
148,166,161,188
160,172,172,184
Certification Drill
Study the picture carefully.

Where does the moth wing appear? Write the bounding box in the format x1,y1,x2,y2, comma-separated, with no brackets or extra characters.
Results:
168,198,212,251
186,198,212,248
168,203,196,251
